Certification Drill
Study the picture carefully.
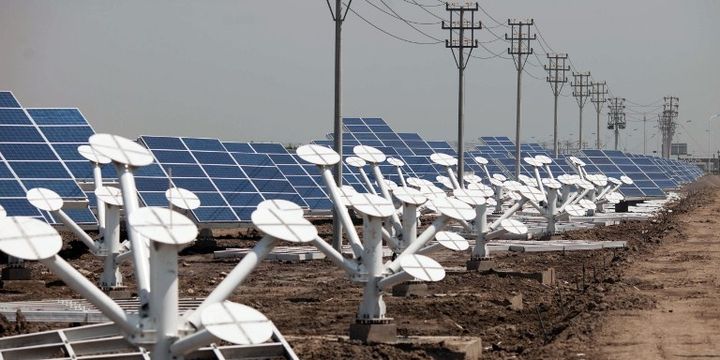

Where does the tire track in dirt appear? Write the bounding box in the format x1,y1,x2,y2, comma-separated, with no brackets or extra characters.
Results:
590,185,720,359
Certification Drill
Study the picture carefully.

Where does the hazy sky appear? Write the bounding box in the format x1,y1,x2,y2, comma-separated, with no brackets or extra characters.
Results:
1,1,718,156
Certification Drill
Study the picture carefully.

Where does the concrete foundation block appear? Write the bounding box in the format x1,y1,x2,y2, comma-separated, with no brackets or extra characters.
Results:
391,282,428,297
349,321,397,343
505,293,524,311
103,288,133,299
466,258,497,272
1,267,32,281
493,267,556,286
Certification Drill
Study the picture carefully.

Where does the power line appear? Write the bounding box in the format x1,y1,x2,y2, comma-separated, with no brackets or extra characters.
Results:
533,23,555,54
625,98,663,107
376,0,445,41
358,0,512,58
363,0,441,25
477,4,509,28
346,6,443,44
400,0,444,7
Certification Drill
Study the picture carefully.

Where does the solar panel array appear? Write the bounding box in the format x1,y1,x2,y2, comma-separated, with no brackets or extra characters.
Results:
577,150,664,198
0,92,96,224
470,136,571,178
314,117,493,187
137,136,330,222
0,92,706,226
223,142,332,210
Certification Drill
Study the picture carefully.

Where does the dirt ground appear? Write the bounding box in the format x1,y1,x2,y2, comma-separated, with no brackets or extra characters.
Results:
1,176,719,359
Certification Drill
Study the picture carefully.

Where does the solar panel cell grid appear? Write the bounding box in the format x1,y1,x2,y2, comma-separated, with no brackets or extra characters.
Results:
0,92,21,108
0,109,32,124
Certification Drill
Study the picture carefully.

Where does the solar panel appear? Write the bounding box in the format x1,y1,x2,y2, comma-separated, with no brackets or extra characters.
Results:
626,154,678,190
579,150,665,198
328,118,439,185
139,136,312,222
0,155,45,219
0,106,96,224
138,136,241,223
224,142,332,210
24,108,115,223
0,91,21,108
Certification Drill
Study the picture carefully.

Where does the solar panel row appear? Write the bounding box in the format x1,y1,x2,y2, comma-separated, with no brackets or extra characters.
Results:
137,136,332,222
0,92,704,226
0,92,96,224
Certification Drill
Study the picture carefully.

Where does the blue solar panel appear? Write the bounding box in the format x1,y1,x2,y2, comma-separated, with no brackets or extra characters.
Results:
0,126,45,142
138,136,242,223
225,141,332,211
227,148,308,208
154,150,196,164
0,179,26,197
0,154,45,220
0,143,58,160
39,126,95,142
143,136,186,150
140,136,310,222
193,207,238,222
26,111,113,189
0,108,106,224
182,137,225,152
22,108,99,214
193,151,235,165
0,109,32,124
0,92,21,108
579,150,666,198
27,109,88,125
0,198,44,217
22,180,85,198
223,142,253,153
10,161,76,179
158,163,203,178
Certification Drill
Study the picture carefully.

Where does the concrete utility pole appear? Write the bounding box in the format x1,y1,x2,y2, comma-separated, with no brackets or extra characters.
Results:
506,19,535,178
544,53,569,157
571,72,592,151
590,81,608,149
442,2,481,183
658,96,679,158
326,0,352,251
706,114,720,173
607,97,626,150
643,114,647,154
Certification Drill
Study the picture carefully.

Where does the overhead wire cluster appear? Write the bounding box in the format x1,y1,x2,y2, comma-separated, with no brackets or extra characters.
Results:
343,0,667,148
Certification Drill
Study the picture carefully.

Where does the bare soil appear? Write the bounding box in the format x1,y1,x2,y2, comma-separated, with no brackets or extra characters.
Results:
1,176,718,359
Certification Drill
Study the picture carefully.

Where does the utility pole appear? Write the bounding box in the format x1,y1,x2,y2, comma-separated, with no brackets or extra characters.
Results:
590,81,608,149
607,97,626,150
658,96,679,158
442,2,481,183
506,19,535,177
643,114,647,154
571,71,591,151
326,0,352,251
544,53,569,157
